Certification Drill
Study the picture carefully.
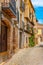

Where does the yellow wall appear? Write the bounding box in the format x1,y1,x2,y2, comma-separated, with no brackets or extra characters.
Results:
24,0,35,22
38,29,42,35
24,3,29,18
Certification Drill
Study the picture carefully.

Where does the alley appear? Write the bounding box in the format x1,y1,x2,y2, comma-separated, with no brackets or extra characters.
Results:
2,45,43,65
0,0,43,65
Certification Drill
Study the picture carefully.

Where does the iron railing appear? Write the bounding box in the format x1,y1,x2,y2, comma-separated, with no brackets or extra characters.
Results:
2,0,16,16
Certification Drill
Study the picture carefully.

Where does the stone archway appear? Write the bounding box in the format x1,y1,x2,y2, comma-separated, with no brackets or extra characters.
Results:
1,18,14,58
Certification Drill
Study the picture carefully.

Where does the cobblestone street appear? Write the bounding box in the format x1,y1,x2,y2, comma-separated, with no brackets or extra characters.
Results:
0,0,43,65
2,45,43,65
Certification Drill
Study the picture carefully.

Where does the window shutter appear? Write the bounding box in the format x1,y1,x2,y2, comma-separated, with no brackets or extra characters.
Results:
17,10,19,22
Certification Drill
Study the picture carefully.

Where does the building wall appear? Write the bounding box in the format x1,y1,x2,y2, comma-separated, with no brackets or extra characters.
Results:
0,16,14,63
13,26,19,52
37,23,43,43
0,0,37,64
0,2,18,63
16,0,36,48
16,0,25,48
24,0,36,47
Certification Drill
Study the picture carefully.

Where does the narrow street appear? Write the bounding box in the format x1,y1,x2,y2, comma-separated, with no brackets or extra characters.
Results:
2,44,43,65
0,0,43,65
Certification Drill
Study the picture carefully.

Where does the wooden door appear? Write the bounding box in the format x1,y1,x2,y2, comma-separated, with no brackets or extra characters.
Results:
19,32,22,48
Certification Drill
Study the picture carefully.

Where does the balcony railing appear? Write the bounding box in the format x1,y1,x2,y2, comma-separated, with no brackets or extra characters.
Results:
24,24,34,34
20,0,25,12
2,0,16,18
27,25,32,33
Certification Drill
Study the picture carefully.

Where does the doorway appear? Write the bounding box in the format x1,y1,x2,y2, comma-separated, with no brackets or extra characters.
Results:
0,22,7,52
19,32,22,48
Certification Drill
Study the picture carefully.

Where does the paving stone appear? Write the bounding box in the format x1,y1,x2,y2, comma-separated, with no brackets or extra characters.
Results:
1,47,43,65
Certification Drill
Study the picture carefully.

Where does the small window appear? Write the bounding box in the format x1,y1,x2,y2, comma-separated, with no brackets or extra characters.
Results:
29,8,32,19
17,10,19,22
26,37,27,43
22,21,24,29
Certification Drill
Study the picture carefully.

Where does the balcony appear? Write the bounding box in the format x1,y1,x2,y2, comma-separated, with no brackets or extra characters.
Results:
27,25,32,33
24,24,33,34
20,0,25,12
2,0,16,18
34,27,38,34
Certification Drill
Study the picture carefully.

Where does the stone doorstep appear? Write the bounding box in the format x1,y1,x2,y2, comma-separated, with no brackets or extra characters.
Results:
0,62,5,65
0,52,8,64
0,49,19,65
0,49,21,65
0,48,29,65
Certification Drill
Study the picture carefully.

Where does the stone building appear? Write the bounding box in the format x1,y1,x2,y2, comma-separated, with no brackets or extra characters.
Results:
0,0,37,64
0,0,19,63
37,23,43,44
24,0,36,47
34,19,38,45
16,0,37,48
16,0,25,48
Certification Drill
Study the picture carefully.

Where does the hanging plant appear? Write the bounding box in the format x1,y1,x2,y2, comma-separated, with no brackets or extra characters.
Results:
29,28,35,47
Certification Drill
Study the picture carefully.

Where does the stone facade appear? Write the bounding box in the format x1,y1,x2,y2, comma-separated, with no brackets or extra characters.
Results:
0,0,37,64
24,0,36,47
0,13,14,63
37,23,43,44
13,26,19,52
0,0,18,63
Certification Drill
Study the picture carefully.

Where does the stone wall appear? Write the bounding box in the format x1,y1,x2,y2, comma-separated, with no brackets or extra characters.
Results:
13,27,19,53
0,14,14,63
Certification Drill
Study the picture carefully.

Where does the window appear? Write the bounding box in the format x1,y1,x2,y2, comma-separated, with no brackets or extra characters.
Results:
29,12,31,19
22,21,24,29
20,0,25,11
27,23,30,31
17,10,19,22
26,37,27,43
29,8,32,19
32,12,34,22
40,37,42,41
